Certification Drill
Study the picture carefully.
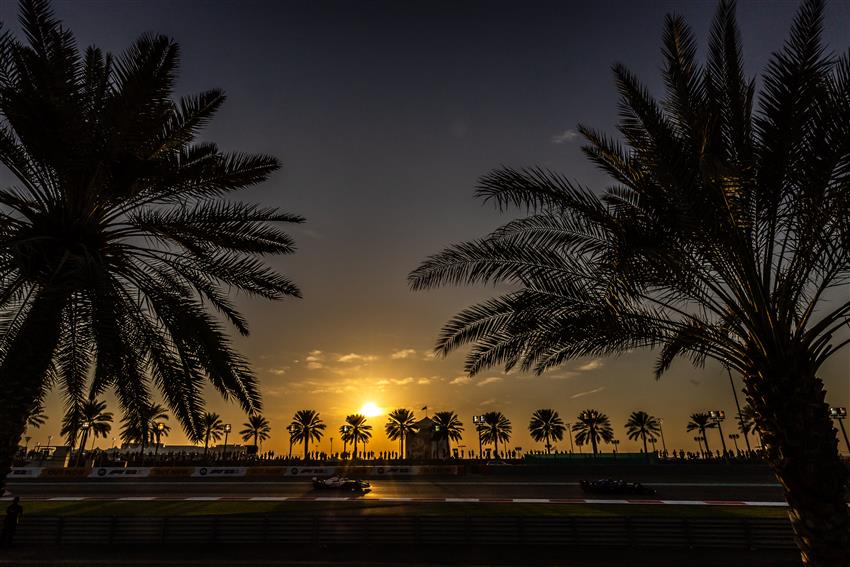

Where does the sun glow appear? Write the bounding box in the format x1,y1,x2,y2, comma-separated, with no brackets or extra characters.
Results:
359,402,382,417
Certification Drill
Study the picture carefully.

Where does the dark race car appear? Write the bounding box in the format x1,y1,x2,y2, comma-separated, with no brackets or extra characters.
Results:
580,478,656,496
312,476,371,492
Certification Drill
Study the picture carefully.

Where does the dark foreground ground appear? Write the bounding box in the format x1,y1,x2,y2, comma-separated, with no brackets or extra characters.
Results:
0,544,802,567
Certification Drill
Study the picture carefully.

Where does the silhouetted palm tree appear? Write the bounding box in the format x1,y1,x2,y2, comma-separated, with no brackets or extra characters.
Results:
61,398,113,451
686,413,718,455
572,410,613,455
0,1,303,488
344,414,372,460
289,410,325,459
384,408,417,459
625,411,661,454
240,414,271,449
339,424,352,458
432,411,464,454
528,409,566,454
120,403,169,452
477,411,511,459
200,413,226,457
26,404,47,431
409,1,850,560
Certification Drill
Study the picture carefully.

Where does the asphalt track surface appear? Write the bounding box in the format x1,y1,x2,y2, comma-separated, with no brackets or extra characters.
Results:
8,476,793,503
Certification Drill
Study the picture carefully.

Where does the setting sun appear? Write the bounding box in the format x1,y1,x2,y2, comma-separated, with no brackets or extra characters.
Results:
359,402,382,417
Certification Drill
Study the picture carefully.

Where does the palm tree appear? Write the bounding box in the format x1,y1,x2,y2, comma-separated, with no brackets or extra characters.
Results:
288,410,325,459
200,413,226,457
344,414,372,460
240,414,272,449
120,403,169,452
384,408,417,459
571,410,613,455
409,2,850,560
477,411,511,459
528,409,566,454
432,411,464,455
60,398,113,453
0,2,303,489
625,411,662,454
339,424,352,458
686,413,718,455
26,404,47,431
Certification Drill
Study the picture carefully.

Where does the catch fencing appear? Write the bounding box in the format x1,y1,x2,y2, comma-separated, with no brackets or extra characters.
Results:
15,515,795,549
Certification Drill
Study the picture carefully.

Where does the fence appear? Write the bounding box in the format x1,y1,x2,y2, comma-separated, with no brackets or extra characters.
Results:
15,515,795,549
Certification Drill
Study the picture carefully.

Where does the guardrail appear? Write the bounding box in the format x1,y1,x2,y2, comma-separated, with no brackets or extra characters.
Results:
15,515,795,549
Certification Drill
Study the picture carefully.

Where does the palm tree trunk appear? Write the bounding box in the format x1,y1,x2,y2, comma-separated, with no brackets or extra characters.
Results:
304,436,309,461
590,434,598,455
493,436,498,459
642,433,648,454
204,432,210,457
745,369,850,566
701,427,711,455
545,433,550,454
0,289,69,491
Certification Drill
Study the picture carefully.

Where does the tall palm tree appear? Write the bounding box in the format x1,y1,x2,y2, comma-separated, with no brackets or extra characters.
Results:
240,414,271,449
344,414,372,460
477,411,511,459
409,2,850,560
432,411,464,454
572,410,613,455
384,408,417,459
738,404,761,440
528,409,566,454
60,397,113,452
120,402,168,452
339,424,352,458
0,1,303,488
200,412,226,457
288,410,325,459
625,411,661,454
686,413,718,455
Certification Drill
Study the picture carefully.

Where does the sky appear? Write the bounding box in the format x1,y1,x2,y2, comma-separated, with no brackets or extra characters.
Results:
1,0,849,455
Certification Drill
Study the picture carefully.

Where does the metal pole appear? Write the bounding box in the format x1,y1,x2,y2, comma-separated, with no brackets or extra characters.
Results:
658,420,667,453
727,367,751,453
716,419,727,457
839,420,850,455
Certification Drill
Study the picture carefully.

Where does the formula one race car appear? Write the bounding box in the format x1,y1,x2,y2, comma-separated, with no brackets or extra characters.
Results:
579,479,656,496
312,476,371,492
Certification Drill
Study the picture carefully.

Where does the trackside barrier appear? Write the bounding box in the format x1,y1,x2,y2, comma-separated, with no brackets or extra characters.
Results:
283,466,336,477
14,515,796,549
8,467,44,479
148,467,192,478
191,467,247,478
246,467,285,477
90,467,151,479
40,468,88,479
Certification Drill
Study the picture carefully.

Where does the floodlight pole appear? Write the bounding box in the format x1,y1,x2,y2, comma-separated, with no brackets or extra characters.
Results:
726,366,751,453
829,407,850,455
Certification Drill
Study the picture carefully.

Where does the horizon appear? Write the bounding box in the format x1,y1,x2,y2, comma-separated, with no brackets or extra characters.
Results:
2,0,849,456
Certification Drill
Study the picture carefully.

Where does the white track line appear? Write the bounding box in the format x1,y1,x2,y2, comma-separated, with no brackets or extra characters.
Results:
118,497,155,501
250,496,289,501
185,496,220,501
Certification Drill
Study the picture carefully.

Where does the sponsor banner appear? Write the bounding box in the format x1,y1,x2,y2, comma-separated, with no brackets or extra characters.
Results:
373,465,414,475
90,467,151,478
283,466,336,477
192,466,247,477
246,467,285,477
9,467,44,478
41,468,89,478
417,465,459,476
148,467,192,478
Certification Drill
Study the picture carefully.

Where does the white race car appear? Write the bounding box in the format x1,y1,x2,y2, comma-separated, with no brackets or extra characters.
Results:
312,475,371,492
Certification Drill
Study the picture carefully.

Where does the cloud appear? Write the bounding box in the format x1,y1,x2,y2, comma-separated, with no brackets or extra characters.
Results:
476,377,503,387
450,376,471,386
267,367,289,376
375,379,390,386
306,361,324,370
417,377,432,385
551,129,579,144
338,353,377,363
308,350,323,357
578,359,603,371
480,399,497,406
391,349,417,360
391,377,415,385
570,386,605,399
422,351,439,361
548,372,578,380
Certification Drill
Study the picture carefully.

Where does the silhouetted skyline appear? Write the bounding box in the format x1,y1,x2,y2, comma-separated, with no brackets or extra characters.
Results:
1,0,848,454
